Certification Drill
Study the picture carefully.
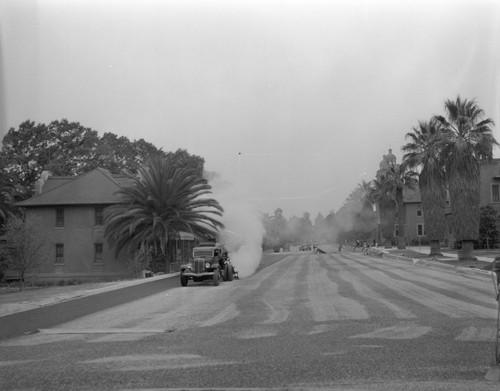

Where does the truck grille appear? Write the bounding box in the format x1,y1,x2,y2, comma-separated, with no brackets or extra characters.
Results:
193,259,206,273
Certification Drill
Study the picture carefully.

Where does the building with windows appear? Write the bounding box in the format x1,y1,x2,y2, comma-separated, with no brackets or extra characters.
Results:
382,152,500,247
401,187,426,245
16,168,194,282
480,158,500,212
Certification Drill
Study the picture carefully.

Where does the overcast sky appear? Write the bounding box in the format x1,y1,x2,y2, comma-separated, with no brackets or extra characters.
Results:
1,0,499,219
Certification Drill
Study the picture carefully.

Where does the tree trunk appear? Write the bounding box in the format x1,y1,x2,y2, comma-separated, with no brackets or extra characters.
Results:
379,203,396,249
397,235,405,249
458,240,477,262
19,271,25,292
419,170,447,255
429,239,442,257
396,189,406,250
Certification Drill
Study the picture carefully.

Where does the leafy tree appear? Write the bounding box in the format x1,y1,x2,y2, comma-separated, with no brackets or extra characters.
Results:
287,215,301,243
403,119,447,256
104,155,224,266
270,208,288,246
0,120,104,190
0,173,19,227
323,210,337,242
44,119,101,176
93,132,137,174
435,96,497,261
166,148,205,177
324,210,336,227
0,215,49,291
313,212,327,241
334,182,377,244
478,205,499,249
1,120,51,190
0,119,170,195
298,212,313,243
261,212,275,249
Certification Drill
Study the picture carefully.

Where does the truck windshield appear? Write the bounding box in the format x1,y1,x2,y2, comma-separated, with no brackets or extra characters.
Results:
193,249,214,257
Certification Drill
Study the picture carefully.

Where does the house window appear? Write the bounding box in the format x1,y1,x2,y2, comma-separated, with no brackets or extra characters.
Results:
492,184,500,203
417,205,422,217
95,206,104,226
94,243,103,263
417,224,425,236
55,244,64,264
55,208,65,227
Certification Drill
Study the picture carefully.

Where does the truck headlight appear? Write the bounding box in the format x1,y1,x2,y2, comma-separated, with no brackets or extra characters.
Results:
186,263,192,269
205,262,211,269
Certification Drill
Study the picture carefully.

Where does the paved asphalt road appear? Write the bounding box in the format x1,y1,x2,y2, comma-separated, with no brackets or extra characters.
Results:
0,275,181,340
1,251,500,390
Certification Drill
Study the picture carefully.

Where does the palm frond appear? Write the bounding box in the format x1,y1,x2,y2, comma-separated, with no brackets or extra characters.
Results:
104,155,224,256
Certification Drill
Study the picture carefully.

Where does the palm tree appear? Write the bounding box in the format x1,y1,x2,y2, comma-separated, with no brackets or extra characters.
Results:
389,164,418,249
105,155,224,258
371,165,417,249
402,119,447,256
352,180,376,210
369,176,397,247
339,181,378,242
434,96,497,261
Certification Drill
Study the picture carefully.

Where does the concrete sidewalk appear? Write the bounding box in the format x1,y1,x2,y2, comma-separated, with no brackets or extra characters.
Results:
0,273,176,318
406,246,497,263
380,246,497,283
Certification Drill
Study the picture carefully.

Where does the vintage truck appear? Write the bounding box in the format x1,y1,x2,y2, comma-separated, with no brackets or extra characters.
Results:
180,242,236,286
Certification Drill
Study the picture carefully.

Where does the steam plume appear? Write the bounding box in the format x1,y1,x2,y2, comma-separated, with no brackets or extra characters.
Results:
205,171,265,278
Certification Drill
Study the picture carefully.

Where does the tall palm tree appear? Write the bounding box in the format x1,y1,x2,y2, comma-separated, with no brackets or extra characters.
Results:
105,155,224,258
402,119,447,256
434,96,497,261
352,180,376,210
384,164,418,249
369,176,397,247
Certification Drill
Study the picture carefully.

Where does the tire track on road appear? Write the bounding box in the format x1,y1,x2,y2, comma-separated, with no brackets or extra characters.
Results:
305,256,369,321
336,256,494,318
323,255,416,319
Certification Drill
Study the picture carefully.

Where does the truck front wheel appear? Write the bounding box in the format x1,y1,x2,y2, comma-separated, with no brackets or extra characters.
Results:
227,265,234,281
213,269,220,286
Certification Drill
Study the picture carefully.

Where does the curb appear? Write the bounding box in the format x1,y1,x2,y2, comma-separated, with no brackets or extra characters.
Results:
377,251,495,282
0,273,179,318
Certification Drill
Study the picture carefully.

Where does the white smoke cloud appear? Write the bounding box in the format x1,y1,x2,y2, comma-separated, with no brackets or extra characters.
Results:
205,171,265,278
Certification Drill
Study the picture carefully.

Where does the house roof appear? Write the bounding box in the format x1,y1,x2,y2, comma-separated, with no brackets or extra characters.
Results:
17,168,135,207
403,187,421,203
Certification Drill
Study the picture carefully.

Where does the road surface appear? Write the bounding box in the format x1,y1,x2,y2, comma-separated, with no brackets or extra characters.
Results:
0,251,499,390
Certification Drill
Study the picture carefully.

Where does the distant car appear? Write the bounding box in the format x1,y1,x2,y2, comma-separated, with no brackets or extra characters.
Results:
180,243,236,286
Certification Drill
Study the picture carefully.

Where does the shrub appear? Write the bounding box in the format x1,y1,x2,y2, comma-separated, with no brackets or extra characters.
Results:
127,247,152,277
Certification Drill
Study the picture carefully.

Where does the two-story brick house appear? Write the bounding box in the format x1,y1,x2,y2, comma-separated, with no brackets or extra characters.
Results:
15,168,134,281
394,155,500,247
16,168,195,282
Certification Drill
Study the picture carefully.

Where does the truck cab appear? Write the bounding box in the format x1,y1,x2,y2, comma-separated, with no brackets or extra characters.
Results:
179,242,235,286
